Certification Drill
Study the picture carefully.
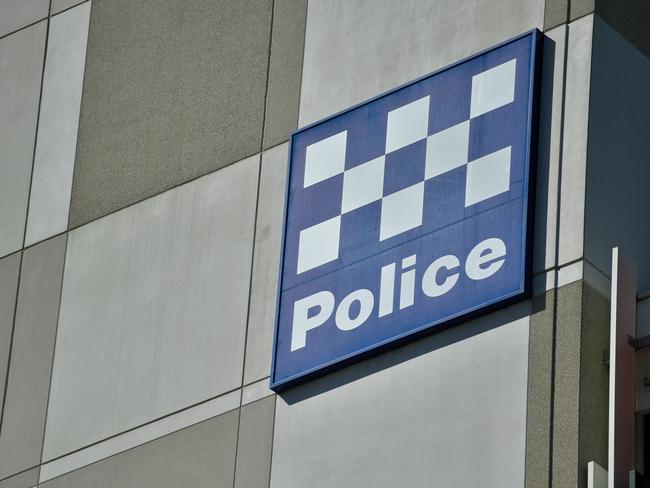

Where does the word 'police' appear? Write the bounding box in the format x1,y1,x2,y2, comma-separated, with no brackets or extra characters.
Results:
291,237,506,351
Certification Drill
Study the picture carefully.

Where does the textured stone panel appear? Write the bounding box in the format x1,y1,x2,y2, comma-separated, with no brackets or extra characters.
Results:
40,410,239,488
0,235,67,480
235,396,276,488
0,21,45,257
263,0,307,148
69,0,273,227
44,155,259,460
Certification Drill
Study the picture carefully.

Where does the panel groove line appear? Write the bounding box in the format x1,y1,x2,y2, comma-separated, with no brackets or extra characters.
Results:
20,0,52,251
68,0,274,227
232,3,276,484
39,390,241,483
43,154,260,461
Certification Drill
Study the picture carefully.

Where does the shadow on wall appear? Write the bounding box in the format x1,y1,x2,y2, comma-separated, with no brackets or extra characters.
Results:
280,298,535,404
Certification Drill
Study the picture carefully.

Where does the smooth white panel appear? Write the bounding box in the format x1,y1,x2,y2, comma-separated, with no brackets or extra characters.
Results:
297,216,341,274
465,147,511,206
243,143,288,384
26,2,91,246
242,378,274,406
379,182,424,241
533,25,566,273
470,59,517,118
609,248,637,488
271,304,530,488
39,390,241,483
385,96,429,153
557,15,593,266
425,120,469,179
304,131,347,187
299,0,543,125
342,156,385,213
43,155,259,460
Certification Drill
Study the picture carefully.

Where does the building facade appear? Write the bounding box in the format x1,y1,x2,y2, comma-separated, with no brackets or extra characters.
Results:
0,0,648,487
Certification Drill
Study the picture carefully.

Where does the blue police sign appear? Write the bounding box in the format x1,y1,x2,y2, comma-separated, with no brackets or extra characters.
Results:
270,30,541,390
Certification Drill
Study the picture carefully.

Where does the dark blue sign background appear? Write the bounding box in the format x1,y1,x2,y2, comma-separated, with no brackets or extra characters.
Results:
271,31,541,390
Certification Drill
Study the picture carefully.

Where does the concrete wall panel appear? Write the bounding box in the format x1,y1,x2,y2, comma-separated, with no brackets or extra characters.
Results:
244,143,288,384
533,25,566,273
235,396,276,488
271,303,530,488
0,234,67,480
0,0,48,37
584,16,650,291
40,410,239,488
299,0,544,126
0,468,39,488
69,0,273,227
26,2,91,246
0,21,45,257
263,0,307,149
43,155,259,460
0,253,21,420
557,15,593,266
51,0,87,15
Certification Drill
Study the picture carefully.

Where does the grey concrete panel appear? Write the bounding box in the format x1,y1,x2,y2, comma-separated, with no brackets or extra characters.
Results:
0,0,48,37
584,16,650,291
235,396,276,488
0,234,67,480
25,2,91,246
271,303,530,488
597,0,650,58
0,253,21,418
298,0,544,126
533,26,566,273
51,0,87,15
0,468,39,488
40,410,239,488
557,15,593,266
69,0,273,228
43,155,259,460
551,280,583,488
244,143,288,384
577,282,609,486
525,289,555,488
263,0,307,149
571,0,595,20
0,21,46,258
544,0,568,30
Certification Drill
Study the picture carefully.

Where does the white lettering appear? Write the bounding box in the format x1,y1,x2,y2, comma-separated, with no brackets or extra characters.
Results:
465,238,506,280
291,291,334,351
336,289,374,331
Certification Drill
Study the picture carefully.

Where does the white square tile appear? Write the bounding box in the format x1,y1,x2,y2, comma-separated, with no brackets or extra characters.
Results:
297,216,341,274
385,96,430,153
379,182,424,241
425,120,470,179
465,146,511,206
303,131,347,188
470,59,517,118
341,156,385,213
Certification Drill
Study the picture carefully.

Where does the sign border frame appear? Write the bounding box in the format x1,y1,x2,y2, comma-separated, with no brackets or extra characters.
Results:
270,29,543,392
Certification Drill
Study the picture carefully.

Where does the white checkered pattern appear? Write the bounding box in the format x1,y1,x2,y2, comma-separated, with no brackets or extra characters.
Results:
297,59,517,274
